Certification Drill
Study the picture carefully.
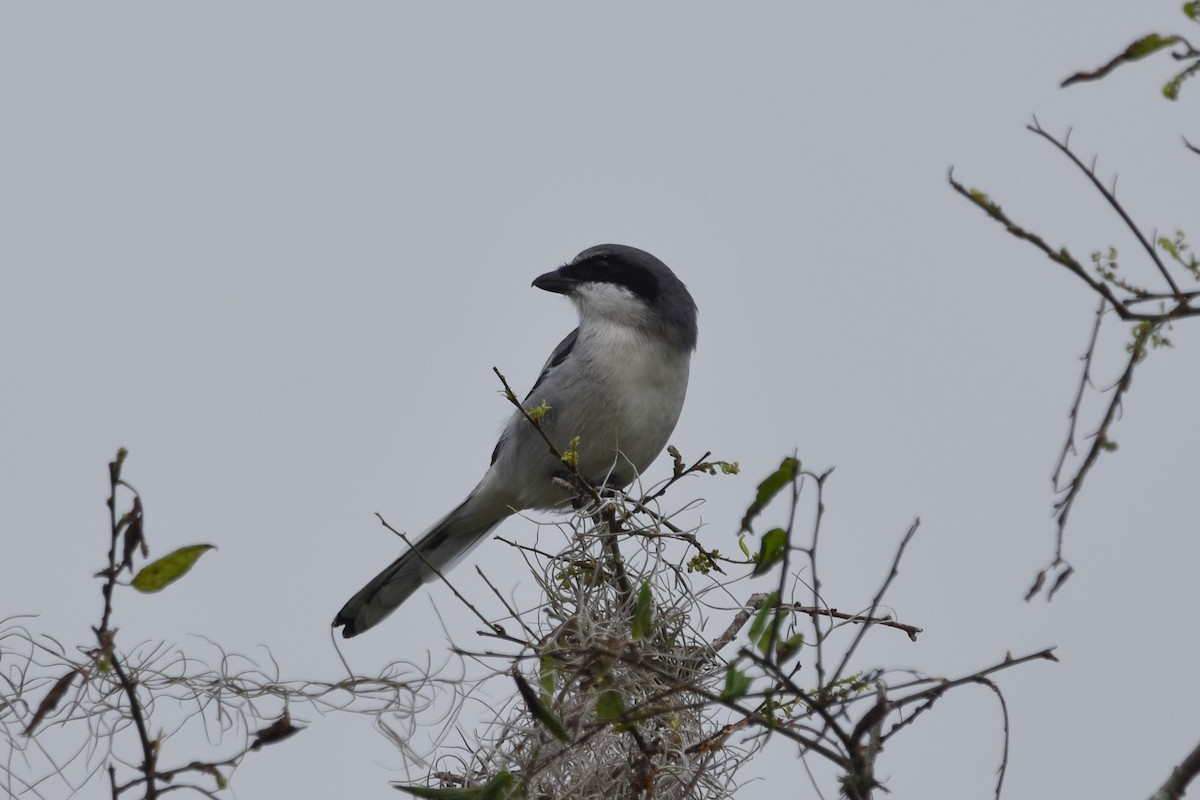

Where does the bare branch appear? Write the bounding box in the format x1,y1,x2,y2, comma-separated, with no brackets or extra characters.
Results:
1052,298,1107,490
1026,120,1181,295
830,519,920,687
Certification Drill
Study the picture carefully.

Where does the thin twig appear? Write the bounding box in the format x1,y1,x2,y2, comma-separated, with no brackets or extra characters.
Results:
830,519,920,687
1050,322,1158,556
785,604,921,641
376,516,524,645
807,469,833,689
1027,118,1181,295
1052,298,1107,489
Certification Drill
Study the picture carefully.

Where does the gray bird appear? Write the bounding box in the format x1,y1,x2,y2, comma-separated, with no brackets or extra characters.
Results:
333,244,697,637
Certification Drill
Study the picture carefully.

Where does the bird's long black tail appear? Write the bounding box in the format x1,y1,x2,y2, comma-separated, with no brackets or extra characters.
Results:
333,495,507,637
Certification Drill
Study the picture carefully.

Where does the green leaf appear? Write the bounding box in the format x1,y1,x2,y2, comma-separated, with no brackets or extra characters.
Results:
1187,1,1200,21
762,689,777,734
739,457,799,533
525,401,551,422
696,458,741,476
777,633,805,663
560,435,581,469
513,674,570,742
129,544,215,593
1126,33,1180,60
1163,60,1200,100
109,447,129,483
757,611,790,656
686,551,717,574
395,771,517,800
752,528,788,577
632,581,653,640
737,534,750,559
668,444,685,477
721,665,753,700
538,655,557,697
748,594,793,657
595,689,626,721
747,592,777,646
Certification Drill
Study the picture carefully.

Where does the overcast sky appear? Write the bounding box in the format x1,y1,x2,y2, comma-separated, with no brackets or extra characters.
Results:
3,3,1199,798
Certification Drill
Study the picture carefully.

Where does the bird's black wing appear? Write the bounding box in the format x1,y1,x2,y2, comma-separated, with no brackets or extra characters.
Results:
523,326,579,402
490,327,579,466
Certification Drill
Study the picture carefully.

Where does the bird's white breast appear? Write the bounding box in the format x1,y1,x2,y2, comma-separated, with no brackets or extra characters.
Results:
560,317,691,479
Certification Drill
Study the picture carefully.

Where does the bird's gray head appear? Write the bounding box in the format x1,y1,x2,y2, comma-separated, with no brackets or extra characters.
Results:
532,244,698,351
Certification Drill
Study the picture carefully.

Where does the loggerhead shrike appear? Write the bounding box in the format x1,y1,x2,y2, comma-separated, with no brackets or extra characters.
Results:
333,244,697,637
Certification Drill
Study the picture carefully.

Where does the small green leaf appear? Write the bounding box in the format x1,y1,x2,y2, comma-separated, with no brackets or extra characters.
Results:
525,401,551,422
740,457,799,533
695,458,740,476
109,448,129,484
668,445,685,477
777,633,805,663
721,666,753,700
1126,33,1180,60
752,528,788,576
737,535,751,559
757,611,790,656
538,655,557,697
686,551,717,574
513,674,570,742
632,581,653,640
747,592,778,645
1186,1,1200,21
1164,60,1200,100
560,435,582,469
130,544,215,593
595,689,626,721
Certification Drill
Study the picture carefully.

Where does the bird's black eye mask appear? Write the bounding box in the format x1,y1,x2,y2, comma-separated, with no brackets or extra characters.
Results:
561,255,661,304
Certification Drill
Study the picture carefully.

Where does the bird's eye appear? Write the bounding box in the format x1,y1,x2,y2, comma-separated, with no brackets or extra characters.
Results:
564,257,658,303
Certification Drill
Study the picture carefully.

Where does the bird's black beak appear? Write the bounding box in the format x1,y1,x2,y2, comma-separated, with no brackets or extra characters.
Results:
532,269,575,295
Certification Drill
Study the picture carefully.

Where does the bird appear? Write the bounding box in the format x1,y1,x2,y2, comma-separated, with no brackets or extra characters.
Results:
333,244,698,637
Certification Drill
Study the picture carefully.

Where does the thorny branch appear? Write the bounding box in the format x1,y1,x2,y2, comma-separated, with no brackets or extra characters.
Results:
950,119,1195,597
95,451,160,799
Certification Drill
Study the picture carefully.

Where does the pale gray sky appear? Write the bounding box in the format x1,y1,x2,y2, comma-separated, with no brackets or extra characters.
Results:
3,3,1198,798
